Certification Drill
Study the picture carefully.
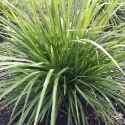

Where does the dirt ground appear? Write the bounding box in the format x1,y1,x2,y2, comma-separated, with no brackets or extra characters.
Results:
0,101,125,125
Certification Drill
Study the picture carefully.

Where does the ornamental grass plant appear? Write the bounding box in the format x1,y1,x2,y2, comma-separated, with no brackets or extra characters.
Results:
99,0,125,26
1,0,125,125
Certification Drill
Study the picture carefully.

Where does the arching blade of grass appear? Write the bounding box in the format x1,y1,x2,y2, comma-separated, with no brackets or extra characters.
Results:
34,69,54,125
76,39,125,75
50,77,59,125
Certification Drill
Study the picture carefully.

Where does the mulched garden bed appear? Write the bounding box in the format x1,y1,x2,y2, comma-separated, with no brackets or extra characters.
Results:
0,100,125,125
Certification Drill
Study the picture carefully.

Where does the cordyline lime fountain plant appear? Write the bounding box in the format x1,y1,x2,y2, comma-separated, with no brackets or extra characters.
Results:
1,0,125,125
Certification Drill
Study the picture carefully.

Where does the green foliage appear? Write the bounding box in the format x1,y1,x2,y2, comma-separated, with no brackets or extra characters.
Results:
0,0,4,17
0,0,125,125
104,0,125,26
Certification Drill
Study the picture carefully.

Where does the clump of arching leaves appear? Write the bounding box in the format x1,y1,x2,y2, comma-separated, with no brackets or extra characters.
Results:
1,0,125,125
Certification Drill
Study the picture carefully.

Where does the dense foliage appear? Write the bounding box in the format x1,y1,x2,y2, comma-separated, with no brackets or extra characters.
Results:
0,0,125,125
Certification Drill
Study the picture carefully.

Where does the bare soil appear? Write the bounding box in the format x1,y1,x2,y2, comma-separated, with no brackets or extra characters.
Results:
0,100,125,125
